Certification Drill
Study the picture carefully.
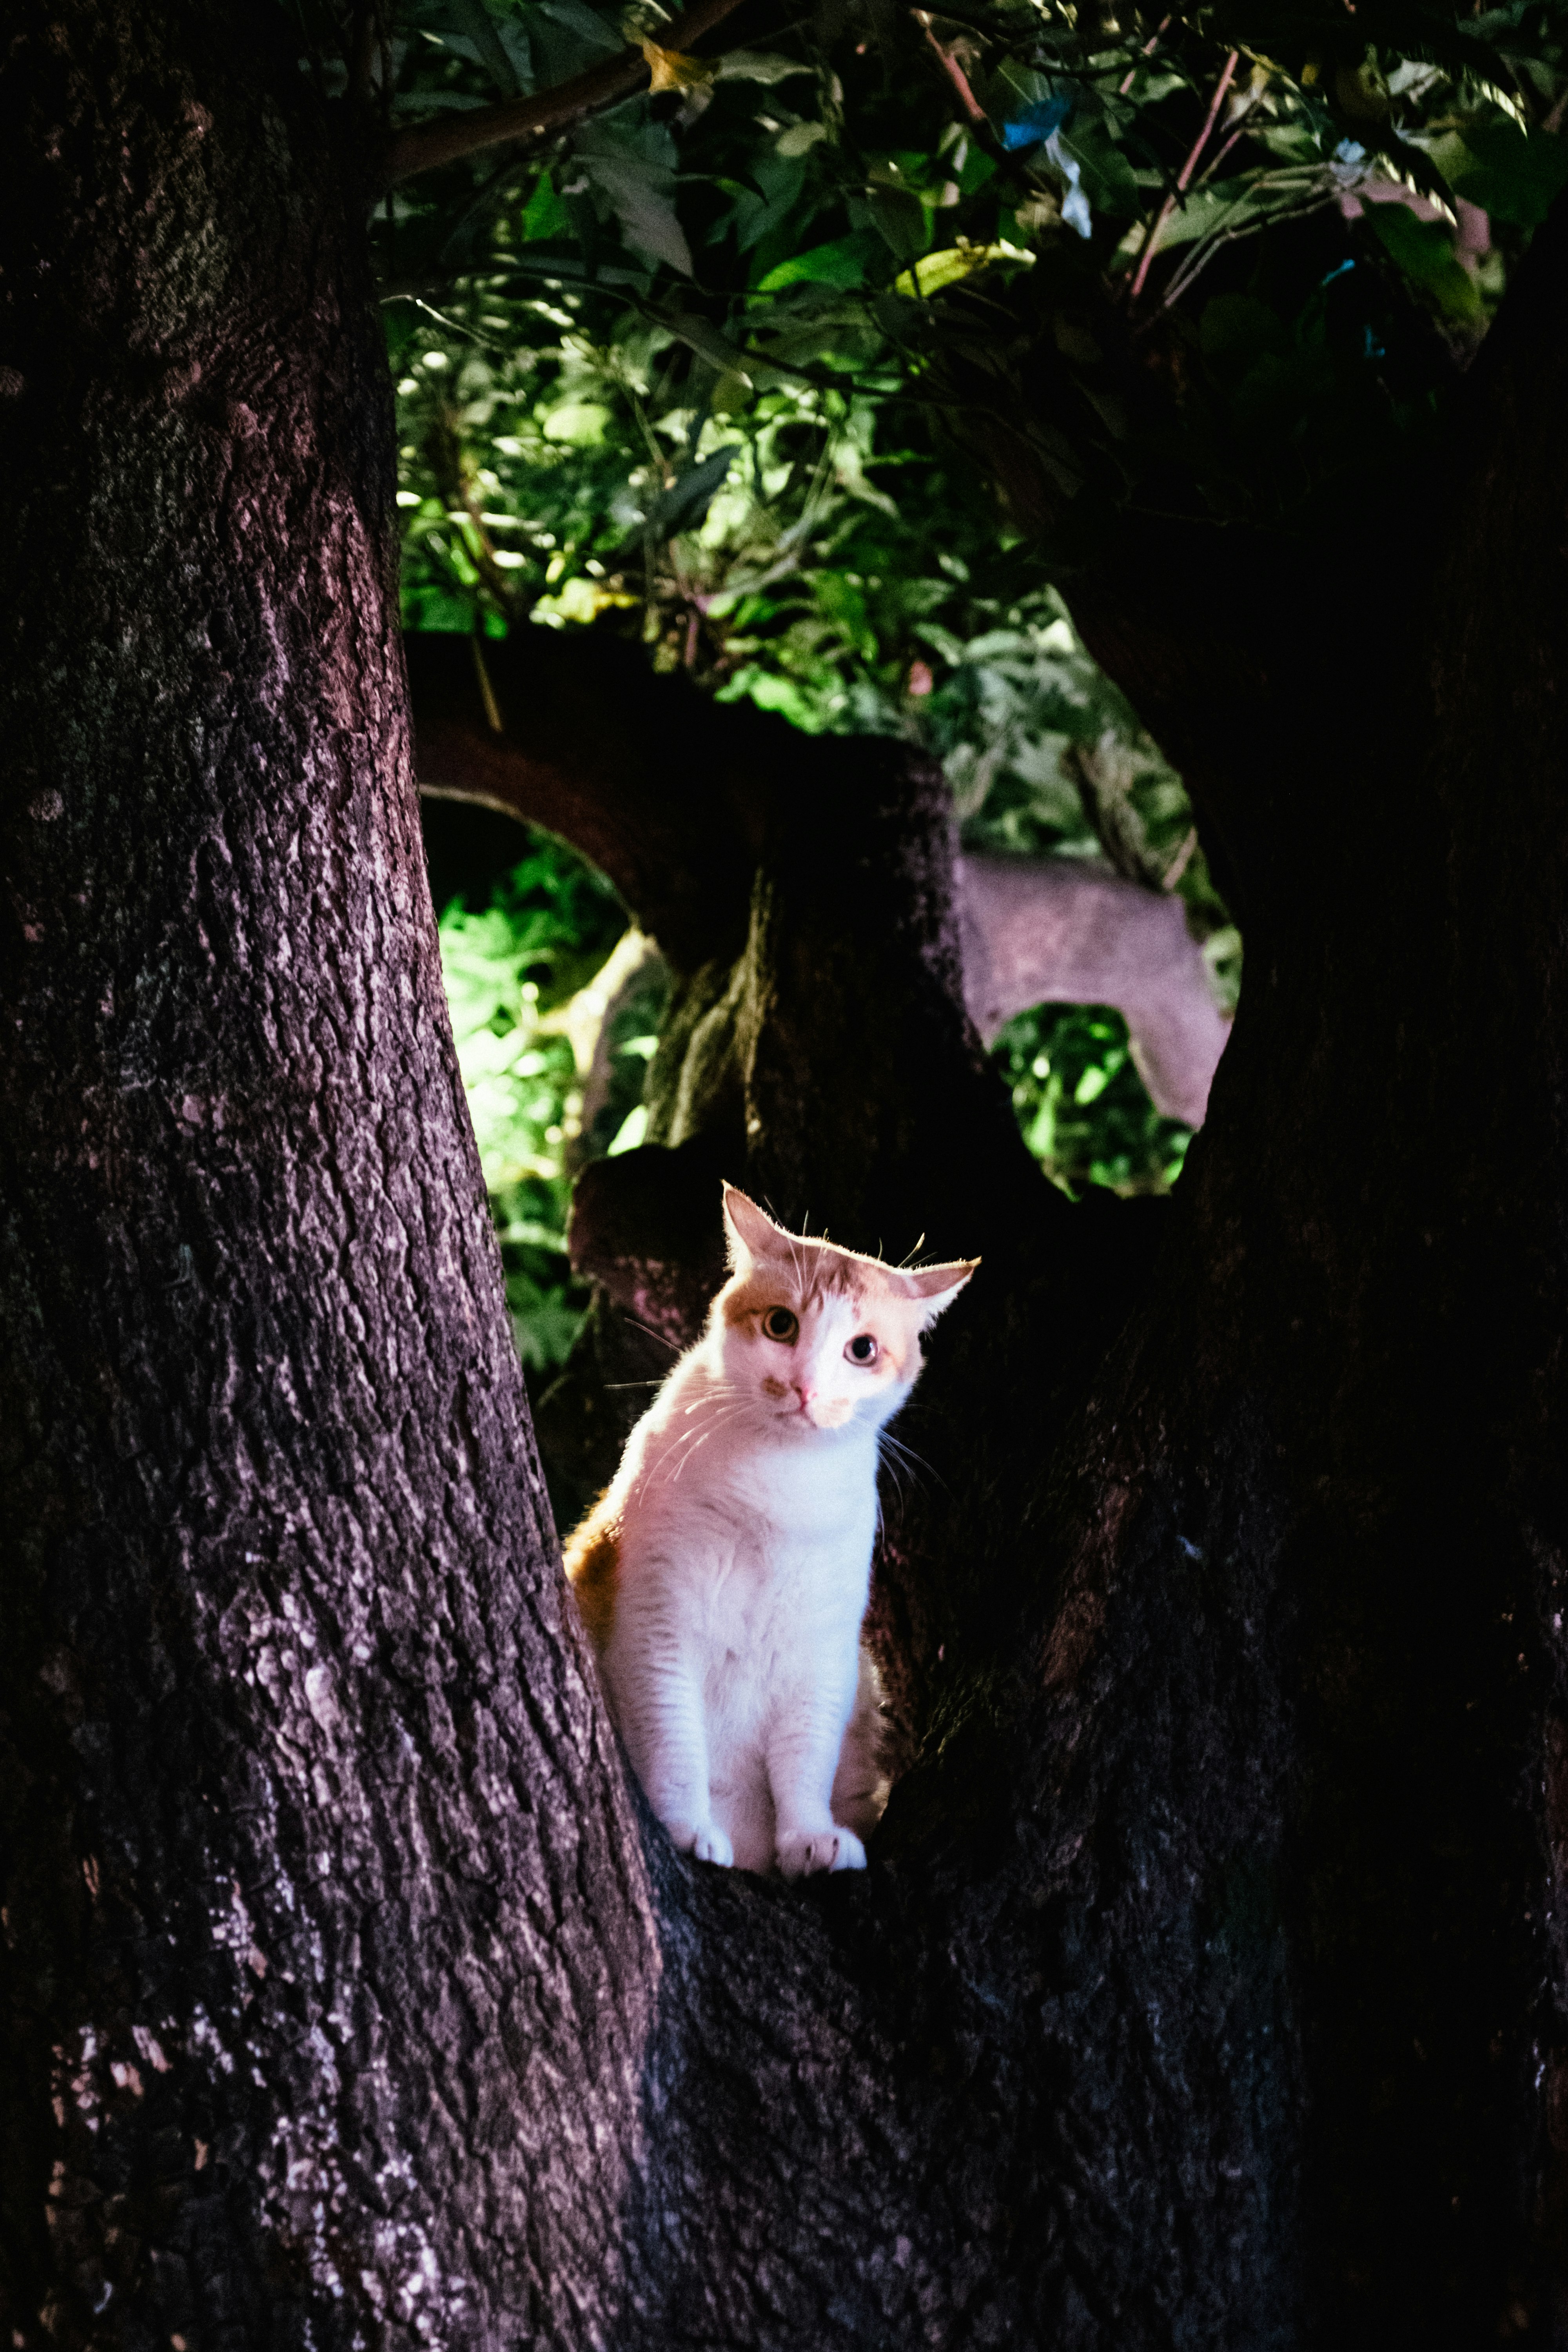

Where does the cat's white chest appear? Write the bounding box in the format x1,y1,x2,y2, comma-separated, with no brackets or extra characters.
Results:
622,1426,875,1690
724,1433,871,1544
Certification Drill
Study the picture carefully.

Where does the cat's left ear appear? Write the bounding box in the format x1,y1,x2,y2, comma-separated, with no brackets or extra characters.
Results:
896,1258,980,1323
722,1183,787,1270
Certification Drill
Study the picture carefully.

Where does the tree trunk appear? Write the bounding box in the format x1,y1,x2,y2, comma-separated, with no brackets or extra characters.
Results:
0,14,654,2345
9,7,1568,2345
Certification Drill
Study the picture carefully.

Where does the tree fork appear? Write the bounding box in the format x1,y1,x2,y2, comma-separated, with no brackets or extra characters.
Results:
9,4,1568,2345
0,11,1173,2344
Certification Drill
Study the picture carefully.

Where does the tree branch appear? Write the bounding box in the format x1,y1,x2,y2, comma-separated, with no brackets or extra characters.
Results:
1126,49,1238,304
407,625,1230,1131
376,0,748,190
405,625,780,971
956,852,1229,1125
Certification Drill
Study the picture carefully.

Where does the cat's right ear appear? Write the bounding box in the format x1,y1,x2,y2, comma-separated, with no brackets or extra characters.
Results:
896,1258,980,1322
722,1183,784,1269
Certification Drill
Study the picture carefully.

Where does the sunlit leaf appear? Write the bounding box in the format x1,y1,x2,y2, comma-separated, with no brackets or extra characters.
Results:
641,38,713,94
715,49,815,83
894,240,1034,297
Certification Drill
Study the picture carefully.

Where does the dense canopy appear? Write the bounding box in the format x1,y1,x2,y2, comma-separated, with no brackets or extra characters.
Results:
362,0,1568,1357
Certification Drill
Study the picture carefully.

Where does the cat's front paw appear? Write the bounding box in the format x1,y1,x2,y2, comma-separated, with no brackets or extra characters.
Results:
776,1824,867,1878
670,1819,734,1867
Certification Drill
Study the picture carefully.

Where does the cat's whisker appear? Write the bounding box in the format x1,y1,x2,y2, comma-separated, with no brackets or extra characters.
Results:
665,1406,744,1448
878,1429,951,1504
668,1423,730,1484
625,1317,681,1355
875,1455,906,1515
878,1437,913,1494
657,1401,751,1479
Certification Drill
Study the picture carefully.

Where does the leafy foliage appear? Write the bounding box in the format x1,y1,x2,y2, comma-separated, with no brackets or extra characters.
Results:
350,0,1568,1349
434,834,624,1367
370,0,1568,530
994,1004,1193,1194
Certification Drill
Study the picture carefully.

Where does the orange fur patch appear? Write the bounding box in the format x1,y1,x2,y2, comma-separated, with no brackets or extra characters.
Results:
720,1256,873,1327
721,1267,918,1385
564,1494,621,1651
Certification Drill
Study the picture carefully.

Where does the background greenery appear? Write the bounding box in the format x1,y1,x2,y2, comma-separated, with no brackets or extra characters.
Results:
366,0,1568,1365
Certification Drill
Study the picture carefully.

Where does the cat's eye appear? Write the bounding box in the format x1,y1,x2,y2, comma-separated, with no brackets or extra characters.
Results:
762,1307,799,1343
845,1334,878,1365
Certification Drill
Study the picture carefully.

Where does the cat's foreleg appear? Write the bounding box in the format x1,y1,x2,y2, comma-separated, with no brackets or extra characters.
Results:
608,1614,733,1867
767,1676,866,1878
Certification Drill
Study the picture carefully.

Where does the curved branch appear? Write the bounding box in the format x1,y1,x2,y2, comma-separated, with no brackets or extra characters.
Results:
405,626,784,971
376,0,748,190
408,629,1234,1129
956,852,1230,1125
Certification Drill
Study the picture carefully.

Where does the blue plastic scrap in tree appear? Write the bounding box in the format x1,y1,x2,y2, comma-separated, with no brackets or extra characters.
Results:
1046,131,1092,238
1000,94,1070,151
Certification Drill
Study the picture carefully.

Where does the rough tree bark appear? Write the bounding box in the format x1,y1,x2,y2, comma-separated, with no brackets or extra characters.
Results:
7,6,1568,2348
0,14,655,2345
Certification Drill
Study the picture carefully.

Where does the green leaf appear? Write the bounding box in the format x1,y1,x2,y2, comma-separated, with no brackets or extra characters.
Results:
575,120,693,276
1432,119,1568,228
1365,203,1481,322
956,142,997,197
716,49,815,83
894,240,1034,298
1057,127,1141,225
664,310,753,373
755,236,871,291
403,584,477,632
636,443,742,541
539,399,613,444
534,0,619,49
866,184,931,262
607,1105,648,1155
730,154,812,257
445,0,526,95
521,171,571,241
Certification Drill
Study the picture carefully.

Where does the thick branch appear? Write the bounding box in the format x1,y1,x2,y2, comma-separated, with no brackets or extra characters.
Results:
406,626,782,971
377,0,747,190
1024,185,1568,2334
407,628,1231,1129
957,851,1229,1124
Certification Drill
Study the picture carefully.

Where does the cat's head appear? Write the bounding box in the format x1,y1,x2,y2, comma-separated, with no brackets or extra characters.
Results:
709,1184,978,1439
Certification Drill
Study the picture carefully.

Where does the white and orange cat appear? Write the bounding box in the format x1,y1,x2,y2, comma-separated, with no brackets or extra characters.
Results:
566,1185,976,1877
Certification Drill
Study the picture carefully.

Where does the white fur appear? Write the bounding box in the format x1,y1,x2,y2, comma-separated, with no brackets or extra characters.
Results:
586,1193,973,1876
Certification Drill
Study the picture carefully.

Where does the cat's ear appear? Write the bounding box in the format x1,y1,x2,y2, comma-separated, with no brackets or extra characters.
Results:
896,1259,980,1322
722,1183,787,1269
